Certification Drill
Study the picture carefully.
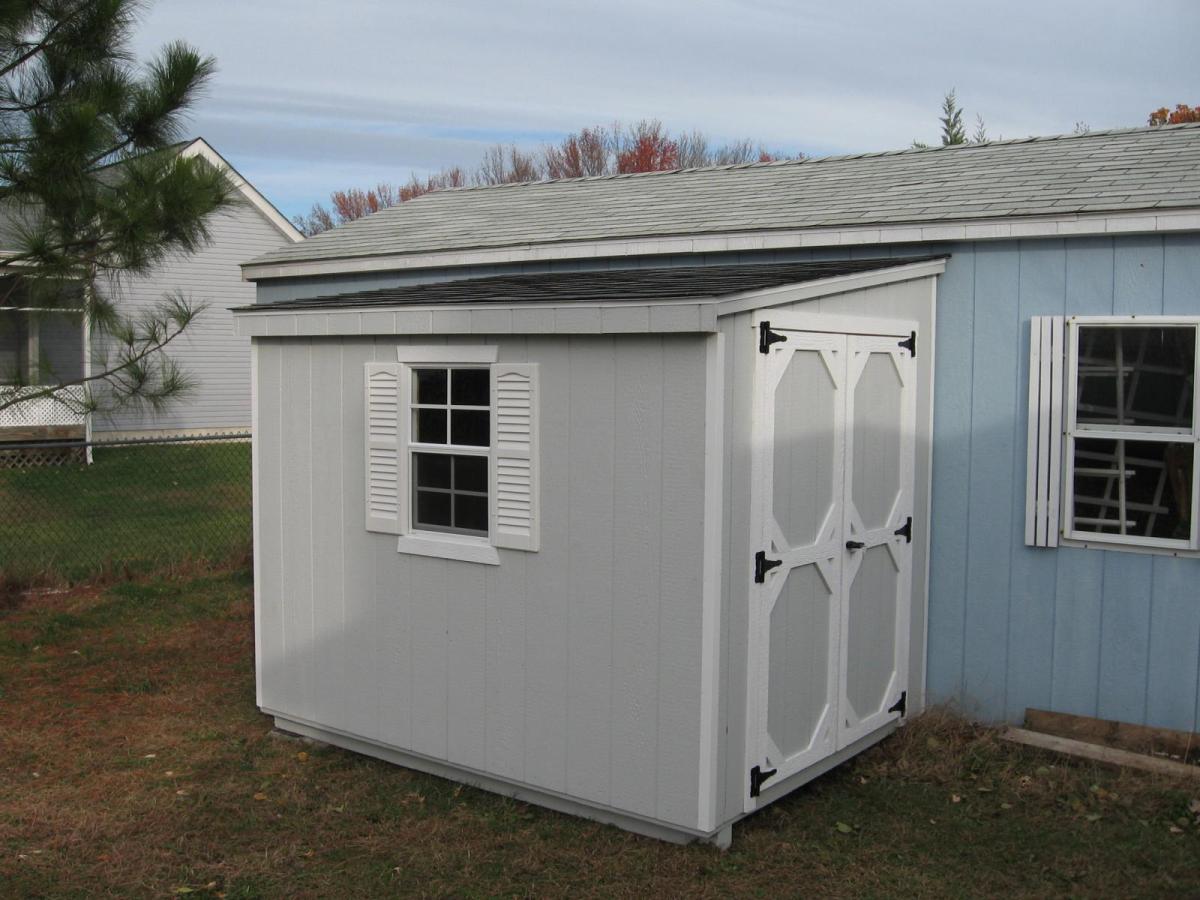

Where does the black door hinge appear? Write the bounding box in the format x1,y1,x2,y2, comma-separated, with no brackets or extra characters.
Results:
898,331,916,357
888,691,907,717
754,550,783,584
750,764,778,798
894,516,913,543
759,321,787,354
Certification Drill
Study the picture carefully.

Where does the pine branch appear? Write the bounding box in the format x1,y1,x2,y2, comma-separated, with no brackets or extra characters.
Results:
0,294,201,412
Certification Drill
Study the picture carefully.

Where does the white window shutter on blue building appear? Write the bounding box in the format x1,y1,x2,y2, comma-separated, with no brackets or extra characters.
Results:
365,362,402,534
491,363,539,551
1024,316,1066,547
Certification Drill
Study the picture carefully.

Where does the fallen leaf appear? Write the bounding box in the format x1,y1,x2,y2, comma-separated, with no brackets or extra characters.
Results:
253,793,267,802
303,849,315,858
175,789,188,796
296,752,308,762
1170,825,1184,834
165,771,175,777
976,786,993,793
951,794,962,804
143,754,157,759
835,822,853,834
1085,813,1101,822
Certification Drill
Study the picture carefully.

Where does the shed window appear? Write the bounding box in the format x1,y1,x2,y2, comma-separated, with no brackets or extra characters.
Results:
364,350,540,563
1027,317,1200,553
409,366,491,536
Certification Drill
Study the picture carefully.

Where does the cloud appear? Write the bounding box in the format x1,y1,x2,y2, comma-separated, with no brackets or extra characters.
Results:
131,0,1200,217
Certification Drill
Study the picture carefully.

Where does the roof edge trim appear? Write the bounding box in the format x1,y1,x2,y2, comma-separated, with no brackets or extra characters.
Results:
714,257,947,317
182,138,304,244
241,207,1200,281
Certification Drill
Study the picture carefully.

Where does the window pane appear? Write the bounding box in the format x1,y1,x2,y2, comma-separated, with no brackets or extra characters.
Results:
413,368,447,405
1072,438,1193,540
1077,326,1195,429
455,493,488,533
451,409,489,446
414,408,447,444
415,489,452,528
451,368,490,406
454,454,487,493
414,452,452,489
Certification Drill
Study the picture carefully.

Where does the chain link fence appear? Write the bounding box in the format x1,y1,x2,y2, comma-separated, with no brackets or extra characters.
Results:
0,432,251,590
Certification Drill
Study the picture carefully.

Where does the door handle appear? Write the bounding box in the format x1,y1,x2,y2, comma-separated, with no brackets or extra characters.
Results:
845,540,865,551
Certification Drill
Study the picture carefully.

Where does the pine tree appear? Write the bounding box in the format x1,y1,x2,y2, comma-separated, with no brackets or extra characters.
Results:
940,90,967,146
0,0,234,416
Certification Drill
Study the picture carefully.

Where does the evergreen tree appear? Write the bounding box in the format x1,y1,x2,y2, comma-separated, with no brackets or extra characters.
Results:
939,90,967,145
0,0,234,415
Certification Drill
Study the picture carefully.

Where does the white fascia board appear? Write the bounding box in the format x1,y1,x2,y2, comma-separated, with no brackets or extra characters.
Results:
230,299,719,337
239,208,1200,282
181,138,304,243
713,258,947,317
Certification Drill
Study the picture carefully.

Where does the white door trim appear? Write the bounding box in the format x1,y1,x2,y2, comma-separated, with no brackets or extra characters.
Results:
744,310,917,812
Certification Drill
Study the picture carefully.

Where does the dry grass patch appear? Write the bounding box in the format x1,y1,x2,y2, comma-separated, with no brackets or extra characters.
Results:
2,571,1198,898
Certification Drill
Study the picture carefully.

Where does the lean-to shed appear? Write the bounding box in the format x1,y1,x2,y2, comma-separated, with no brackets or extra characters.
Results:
236,122,1200,845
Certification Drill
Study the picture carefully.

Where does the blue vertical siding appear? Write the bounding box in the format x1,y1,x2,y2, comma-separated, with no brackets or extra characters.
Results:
929,233,1200,732
1004,241,1066,721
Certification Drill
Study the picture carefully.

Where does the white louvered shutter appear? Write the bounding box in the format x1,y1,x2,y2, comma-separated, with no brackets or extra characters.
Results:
1025,316,1066,547
491,363,539,551
365,362,402,534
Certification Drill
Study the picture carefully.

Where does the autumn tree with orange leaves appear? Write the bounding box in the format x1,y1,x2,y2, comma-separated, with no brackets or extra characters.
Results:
1149,104,1200,126
292,119,790,235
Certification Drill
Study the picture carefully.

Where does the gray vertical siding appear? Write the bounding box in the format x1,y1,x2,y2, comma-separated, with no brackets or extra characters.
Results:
254,332,711,830
929,234,1200,733
94,204,296,434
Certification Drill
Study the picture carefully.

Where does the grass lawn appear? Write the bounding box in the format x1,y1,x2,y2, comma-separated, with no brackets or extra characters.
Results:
1,571,1198,898
0,442,250,586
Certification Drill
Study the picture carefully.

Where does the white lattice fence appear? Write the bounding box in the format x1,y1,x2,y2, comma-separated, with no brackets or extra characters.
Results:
0,385,86,428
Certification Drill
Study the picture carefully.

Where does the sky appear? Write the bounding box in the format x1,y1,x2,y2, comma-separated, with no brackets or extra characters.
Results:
130,0,1200,221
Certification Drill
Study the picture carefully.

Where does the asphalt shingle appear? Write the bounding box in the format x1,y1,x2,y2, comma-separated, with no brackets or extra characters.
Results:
248,124,1200,269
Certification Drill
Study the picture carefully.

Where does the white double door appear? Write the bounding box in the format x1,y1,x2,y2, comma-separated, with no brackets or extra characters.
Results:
746,311,917,806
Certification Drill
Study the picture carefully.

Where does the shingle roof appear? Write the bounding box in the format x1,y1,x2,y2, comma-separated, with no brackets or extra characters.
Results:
250,124,1200,269
240,257,940,311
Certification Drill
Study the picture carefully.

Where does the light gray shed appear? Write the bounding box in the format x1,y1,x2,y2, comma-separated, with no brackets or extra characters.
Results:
234,254,944,846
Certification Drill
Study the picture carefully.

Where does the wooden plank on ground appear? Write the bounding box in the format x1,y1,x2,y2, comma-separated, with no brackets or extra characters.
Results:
1002,727,1200,780
1025,707,1198,760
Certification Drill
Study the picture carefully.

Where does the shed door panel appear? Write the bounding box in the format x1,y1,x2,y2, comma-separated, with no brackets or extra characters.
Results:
839,335,915,747
753,333,845,780
746,314,916,810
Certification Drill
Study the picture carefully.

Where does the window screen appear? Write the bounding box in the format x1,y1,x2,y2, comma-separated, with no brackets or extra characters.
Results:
1067,323,1198,546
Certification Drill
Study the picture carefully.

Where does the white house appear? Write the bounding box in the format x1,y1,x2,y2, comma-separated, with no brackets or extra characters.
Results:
0,137,302,444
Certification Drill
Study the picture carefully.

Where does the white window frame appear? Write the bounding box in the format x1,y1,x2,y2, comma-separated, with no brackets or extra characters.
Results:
1061,315,1200,554
396,345,501,565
